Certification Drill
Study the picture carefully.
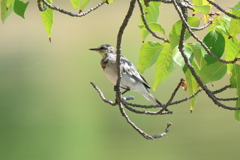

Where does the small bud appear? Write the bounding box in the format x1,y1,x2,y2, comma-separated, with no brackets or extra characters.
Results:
180,78,187,91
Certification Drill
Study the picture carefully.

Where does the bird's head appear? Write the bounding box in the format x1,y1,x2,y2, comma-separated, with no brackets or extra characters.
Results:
89,44,115,58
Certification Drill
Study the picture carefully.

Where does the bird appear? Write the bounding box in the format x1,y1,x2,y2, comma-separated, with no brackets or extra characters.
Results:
89,44,162,106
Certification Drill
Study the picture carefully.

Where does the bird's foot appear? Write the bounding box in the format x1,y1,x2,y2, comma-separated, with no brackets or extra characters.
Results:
122,87,130,95
114,85,130,95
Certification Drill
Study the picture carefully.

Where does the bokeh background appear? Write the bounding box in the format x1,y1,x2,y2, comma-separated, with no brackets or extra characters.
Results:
1,0,240,160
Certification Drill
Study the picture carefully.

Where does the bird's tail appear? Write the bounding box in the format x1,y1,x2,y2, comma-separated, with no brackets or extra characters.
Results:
141,91,161,105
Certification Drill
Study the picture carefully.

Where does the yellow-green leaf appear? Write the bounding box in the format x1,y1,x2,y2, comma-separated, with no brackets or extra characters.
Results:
152,43,176,91
192,5,210,15
230,64,240,122
1,0,14,23
70,0,81,9
40,0,53,41
185,61,200,111
138,41,162,74
80,0,90,10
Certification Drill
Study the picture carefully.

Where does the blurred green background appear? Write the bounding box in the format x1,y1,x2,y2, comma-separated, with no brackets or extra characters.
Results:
1,0,240,160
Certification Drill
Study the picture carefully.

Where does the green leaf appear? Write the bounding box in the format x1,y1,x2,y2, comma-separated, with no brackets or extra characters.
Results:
139,0,161,42
229,2,240,36
172,45,194,72
203,30,225,64
138,22,165,41
169,17,201,50
229,64,240,122
152,43,176,91
40,0,53,41
13,0,29,19
184,61,200,111
1,0,14,23
70,0,81,9
138,41,162,74
80,0,90,10
186,43,207,69
138,25,149,42
210,16,231,36
199,61,227,84
225,36,239,75
192,0,203,6
192,5,210,15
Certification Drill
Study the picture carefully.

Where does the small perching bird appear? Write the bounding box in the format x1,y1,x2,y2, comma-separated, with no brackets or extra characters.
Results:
89,44,162,105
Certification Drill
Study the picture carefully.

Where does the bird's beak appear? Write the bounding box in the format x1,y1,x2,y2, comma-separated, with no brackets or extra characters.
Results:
89,48,99,51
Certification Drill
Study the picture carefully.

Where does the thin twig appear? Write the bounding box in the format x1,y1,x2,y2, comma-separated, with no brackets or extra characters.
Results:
38,0,105,17
37,0,46,11
216,97,238,101
207,0,240,19
190,22,211,31
122,100,172,115
137,0,170,43
126,87,202,108
90,82,117,106
159,78,184,113
212,85,231,94
151,122,172,139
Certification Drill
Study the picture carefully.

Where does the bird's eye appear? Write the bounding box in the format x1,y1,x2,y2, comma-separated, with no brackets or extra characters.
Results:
99,47,105,50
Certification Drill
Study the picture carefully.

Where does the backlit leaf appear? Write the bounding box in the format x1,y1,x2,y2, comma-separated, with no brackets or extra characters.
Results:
1,0,14,23
152,43,176,91
70,0,81,9
172,45,194,72
80,0,90,10
192,5,210,15
184,61,200,111
138,41,162,74
40,0,53,41
230,64,240,122
139,0,161,42
229,2,240,37
169,17,201,50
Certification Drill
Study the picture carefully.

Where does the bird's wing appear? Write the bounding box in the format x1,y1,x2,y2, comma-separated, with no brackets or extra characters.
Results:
120,55,151,89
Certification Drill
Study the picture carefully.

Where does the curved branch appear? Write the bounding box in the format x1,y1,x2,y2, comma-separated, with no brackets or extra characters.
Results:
137,0,170,43
38,0,105,17
190,21,212,31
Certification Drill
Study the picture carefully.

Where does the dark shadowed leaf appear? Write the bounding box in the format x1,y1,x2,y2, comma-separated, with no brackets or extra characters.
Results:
203,30,225,64
13,0,29,18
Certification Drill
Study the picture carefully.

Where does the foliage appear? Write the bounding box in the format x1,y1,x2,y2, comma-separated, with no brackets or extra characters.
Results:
1,0,240,128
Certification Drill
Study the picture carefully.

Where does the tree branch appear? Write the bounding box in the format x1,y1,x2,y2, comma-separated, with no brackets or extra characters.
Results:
137,0,170,43
37,0,105,17
172,0,240,111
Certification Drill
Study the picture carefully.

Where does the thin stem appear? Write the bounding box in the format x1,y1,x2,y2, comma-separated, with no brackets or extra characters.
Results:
207,0,240,19
38,0,105,17
137,0,170,43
